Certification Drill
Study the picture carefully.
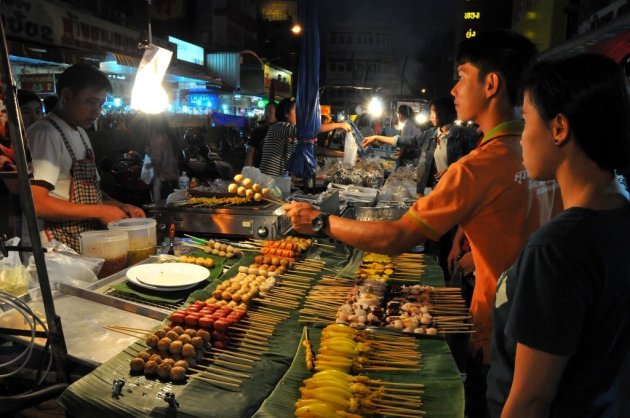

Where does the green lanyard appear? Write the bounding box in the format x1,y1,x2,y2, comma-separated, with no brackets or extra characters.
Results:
479,120,524,147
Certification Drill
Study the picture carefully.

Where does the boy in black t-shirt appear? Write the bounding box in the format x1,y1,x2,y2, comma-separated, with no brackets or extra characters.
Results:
487,54,630,417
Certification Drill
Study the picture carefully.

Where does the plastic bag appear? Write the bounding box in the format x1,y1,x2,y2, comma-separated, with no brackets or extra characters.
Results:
287,141,317,178
140,154,154,185
241,166,291,199
344,131,358,167
26,240,102,289
0,237,30,296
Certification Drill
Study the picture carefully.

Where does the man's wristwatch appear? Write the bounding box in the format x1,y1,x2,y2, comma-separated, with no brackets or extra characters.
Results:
311,213,331,234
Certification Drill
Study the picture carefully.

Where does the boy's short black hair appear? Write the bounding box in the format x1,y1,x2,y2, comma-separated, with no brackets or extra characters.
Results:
456,30,537,106
56,63,112,94
523,53,630,172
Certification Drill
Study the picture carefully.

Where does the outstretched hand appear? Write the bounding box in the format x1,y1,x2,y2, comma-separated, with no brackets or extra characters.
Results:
361,136,377,148
337,122,352,132
282,201,320,235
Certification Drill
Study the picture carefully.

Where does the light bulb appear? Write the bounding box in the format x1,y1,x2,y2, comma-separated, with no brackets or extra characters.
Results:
131,44,172,114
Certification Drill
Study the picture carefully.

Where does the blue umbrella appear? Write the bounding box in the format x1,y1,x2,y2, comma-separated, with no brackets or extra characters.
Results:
287,0,321,179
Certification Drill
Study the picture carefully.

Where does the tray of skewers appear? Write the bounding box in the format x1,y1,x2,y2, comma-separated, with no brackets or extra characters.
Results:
254,323,453,418
299,251,473,337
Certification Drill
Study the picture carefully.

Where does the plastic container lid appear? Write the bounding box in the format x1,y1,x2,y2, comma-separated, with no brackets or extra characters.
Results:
80,230,129,259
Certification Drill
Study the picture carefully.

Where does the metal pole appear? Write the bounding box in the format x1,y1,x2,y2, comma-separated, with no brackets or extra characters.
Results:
0,19,68,382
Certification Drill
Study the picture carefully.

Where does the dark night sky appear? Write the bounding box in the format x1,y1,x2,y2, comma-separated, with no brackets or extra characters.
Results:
317,0,459,96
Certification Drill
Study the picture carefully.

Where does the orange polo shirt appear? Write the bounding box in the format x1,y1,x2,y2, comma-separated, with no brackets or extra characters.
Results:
403,120,560,364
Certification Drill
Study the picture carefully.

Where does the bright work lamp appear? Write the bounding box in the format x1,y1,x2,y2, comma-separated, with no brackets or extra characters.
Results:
130,44,172,114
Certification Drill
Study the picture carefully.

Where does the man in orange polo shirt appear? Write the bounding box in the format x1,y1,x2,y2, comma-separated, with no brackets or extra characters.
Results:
284,30,559,363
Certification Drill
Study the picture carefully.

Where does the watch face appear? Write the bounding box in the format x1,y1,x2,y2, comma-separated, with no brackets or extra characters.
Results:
312,216,324,232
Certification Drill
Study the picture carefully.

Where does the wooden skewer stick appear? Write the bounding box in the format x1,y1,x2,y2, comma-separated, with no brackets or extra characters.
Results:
369,380,425,388
106,325,156,333
191,364,250,378
104,326,150,339
181,242,208,250
203,351,255,363
246,312,286,321
183,233,208,243
238,321,275,332
300,258,326,264
378,387,426,395
207,357,254,370
363,366,422,372
298,317,329,324
379,393,424,403
211,347,261,361
229,336,269,347
312,242,336,249
372,398,423,408
189,374,241,388
230,325,273,337
248,309,287,318
226,344,267,355
253,305,289,315
370,401,425,411
228,331,269,343
188,368,243,383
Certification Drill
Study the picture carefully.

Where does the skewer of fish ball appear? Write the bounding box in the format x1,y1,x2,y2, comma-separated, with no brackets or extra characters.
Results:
228,174,268,202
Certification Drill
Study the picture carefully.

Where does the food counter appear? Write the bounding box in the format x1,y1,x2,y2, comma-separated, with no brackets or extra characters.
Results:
54,239,464,417
2,174,465,417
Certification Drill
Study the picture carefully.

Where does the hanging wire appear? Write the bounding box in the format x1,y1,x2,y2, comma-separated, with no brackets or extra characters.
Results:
147,0,153,45
0,291,52,386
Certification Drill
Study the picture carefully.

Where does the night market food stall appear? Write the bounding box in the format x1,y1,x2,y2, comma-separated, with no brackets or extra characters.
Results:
0,7,466,417
56,234,466,418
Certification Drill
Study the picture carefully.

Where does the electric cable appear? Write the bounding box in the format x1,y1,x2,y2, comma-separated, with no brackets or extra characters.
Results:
0,291,51,383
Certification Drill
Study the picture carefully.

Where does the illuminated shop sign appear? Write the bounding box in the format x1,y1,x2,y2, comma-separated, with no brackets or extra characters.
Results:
187,93,218,109
21,74,56,94
464,12,480,19
168,36,204,65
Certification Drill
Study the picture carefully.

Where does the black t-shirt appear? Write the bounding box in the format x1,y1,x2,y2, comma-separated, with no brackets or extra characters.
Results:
248,124,270,168
487,206,630,418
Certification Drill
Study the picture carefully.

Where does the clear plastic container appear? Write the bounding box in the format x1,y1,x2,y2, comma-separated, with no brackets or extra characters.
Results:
107,218,157,266
80,230,129,278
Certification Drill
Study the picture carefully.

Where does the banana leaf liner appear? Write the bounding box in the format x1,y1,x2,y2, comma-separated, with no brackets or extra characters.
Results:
253,326,464,418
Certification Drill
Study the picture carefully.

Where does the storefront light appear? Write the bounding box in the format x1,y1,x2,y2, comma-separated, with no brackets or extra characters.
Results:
415,112,428,125
131,44,172,114
368,97,383,118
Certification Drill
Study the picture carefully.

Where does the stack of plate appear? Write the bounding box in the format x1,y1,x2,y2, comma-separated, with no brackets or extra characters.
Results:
126,263,210,292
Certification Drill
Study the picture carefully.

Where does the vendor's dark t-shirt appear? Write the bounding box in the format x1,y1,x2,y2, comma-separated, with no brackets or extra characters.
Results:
487,206,630,418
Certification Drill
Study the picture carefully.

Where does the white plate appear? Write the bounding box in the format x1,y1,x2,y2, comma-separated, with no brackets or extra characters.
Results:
126,263,209,291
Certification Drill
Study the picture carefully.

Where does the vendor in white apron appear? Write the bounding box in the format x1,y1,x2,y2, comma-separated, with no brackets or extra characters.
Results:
27,64,145,252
